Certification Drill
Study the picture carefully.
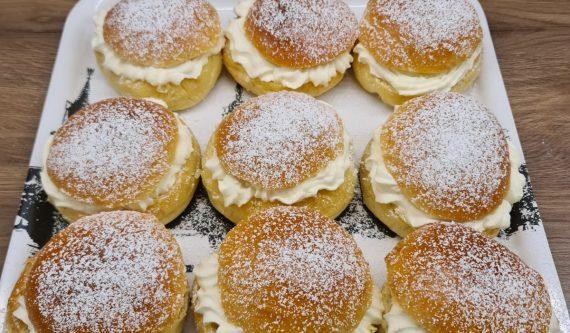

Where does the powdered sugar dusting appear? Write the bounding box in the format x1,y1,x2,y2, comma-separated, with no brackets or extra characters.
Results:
46,98,177,206
382,92,509,219
27,211,186,332
246,0,358,67
218,207,371,331
386,222,551,332
380,0,478,52
361,0,480,69
104,0,219,65
217,92,343,190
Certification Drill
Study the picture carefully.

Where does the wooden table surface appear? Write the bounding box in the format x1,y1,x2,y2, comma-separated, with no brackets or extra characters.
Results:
0,0,569,303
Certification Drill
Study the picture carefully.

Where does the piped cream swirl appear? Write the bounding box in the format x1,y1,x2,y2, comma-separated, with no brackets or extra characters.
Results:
354,43,481,96
193,254,243,333
204,131,353,207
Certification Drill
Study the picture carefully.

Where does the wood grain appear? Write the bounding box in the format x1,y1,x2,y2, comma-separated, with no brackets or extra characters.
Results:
0,0,569,305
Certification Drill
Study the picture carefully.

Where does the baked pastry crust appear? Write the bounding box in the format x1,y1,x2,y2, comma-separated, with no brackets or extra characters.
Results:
47,98,177,206
6,211,189,333
202,92,355,223
359,141,499,238
103,0,221,68
222,46,344,97
96,0,223,111
380,92,510,221
44,97,201,224
96,51,222,111
5,258,37,333
217,207,373,332
244,0,358,69
57,133,201,225
359,0,482,74
384,223,552,332
352,52,481,106
203,137,355,224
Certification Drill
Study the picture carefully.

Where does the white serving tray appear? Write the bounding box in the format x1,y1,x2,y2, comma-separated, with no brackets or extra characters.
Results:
0,0,568,331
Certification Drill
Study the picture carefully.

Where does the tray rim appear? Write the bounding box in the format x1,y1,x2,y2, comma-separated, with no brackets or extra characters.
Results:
0,0,568,331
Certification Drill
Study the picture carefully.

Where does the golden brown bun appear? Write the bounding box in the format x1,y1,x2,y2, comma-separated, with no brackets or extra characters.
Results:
381,92,510,221
8,211,188,333
56,132,201,225
191,277,384,333
46,98,177,207
359,141,500,238
103,0,221,68
359,0,482,74
217,207,373,332
202,92,355,223
222,45,344,97
385,223,552,332
202,132,355,224
244,0,357,68
7,258,188,333
44,97,201,224
352,52,481,106
6,258,36,333
96,51,222,111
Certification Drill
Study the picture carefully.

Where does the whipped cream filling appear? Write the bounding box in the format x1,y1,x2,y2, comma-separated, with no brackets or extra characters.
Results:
355,285,384,333
225,0,353,89
384,297,561,333
92,9,224,87
193,253,243,333
40,114,193,214
13,296,36,332
204,131,353,207
364,127,525,233
193,253,382,333
383,299,425,333
353,43,481,96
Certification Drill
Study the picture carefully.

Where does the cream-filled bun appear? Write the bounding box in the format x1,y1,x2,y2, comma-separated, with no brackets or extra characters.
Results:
223,0,358,96
41,97,201,224
360,92,525,237
6,211,188,333
192,206,382,332
382,222,559,332
353,0,483,106
92,0,223,111
202,91,356,224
